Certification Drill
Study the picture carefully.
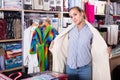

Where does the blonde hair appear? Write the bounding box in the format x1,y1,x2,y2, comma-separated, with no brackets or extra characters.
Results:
69,6,86,19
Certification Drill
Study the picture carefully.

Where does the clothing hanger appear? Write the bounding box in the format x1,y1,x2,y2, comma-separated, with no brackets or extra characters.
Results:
31,19,39,27
107,0,112,5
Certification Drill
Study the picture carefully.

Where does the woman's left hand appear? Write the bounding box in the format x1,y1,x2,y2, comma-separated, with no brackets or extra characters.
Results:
107,47,112,58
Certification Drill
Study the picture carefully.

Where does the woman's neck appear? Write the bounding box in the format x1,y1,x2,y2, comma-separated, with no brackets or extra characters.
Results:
77,20,85,31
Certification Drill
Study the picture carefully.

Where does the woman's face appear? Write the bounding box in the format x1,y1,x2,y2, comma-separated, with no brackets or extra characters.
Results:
69,8,83,25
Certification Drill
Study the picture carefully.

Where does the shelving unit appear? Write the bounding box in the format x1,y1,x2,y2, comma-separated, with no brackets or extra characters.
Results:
0,1,23,72
0,0,64,72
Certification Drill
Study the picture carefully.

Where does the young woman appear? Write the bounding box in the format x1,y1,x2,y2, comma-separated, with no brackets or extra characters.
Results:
65,6,92,80
49,6,111,80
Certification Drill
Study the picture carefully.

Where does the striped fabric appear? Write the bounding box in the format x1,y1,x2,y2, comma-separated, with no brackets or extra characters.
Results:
67,24,93,69
30,25,58,72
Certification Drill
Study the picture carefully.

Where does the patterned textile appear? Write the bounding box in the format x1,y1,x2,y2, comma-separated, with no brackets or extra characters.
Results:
0,56,5,70
0,19,6,40
4,42,22,69
13,19,21,39
105,3,114,25
30,25,58,72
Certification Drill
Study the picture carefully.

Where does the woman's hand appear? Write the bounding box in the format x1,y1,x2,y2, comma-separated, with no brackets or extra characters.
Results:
49,40,54,49
107,47,112,57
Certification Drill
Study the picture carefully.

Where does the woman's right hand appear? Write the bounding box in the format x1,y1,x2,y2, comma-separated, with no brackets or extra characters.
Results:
50,40,54,49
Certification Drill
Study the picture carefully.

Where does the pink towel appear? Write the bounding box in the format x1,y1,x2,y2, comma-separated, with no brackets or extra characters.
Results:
85,2,95,24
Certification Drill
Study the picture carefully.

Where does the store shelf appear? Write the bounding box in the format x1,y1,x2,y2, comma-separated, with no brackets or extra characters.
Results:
24,9,61,14
0,39,22,43
63,12,69,14
1,66,23,72
95,14,105,16
0,8,22,11
111,54,120,59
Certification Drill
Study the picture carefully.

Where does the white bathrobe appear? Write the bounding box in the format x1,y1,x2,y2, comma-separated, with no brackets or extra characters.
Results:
49,20,111,80
23,26,40,74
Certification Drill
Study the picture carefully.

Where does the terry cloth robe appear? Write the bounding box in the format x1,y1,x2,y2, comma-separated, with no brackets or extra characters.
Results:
49,20,111,80
23,26,39,74
30,25,58,72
